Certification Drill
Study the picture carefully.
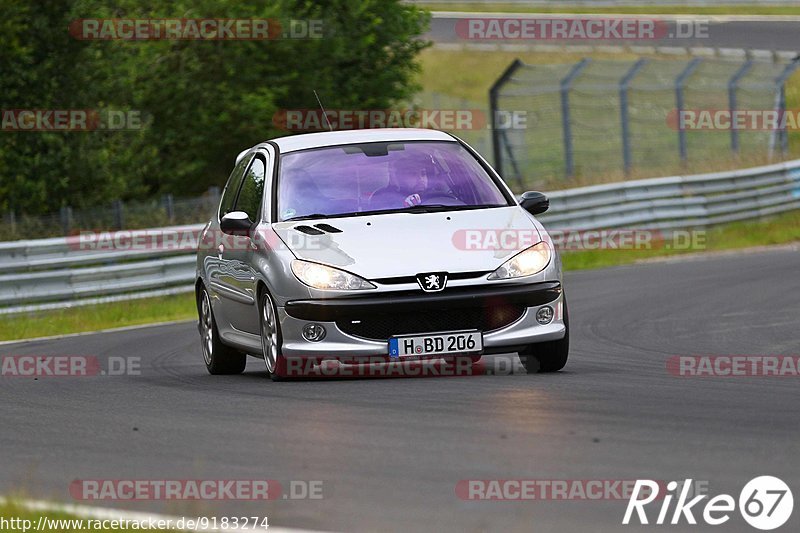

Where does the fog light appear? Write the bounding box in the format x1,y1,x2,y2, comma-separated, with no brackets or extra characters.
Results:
536,306,554,325
302,323,326,342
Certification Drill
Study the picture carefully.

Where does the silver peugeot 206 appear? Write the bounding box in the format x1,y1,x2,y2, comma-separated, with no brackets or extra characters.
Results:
196,128,568,380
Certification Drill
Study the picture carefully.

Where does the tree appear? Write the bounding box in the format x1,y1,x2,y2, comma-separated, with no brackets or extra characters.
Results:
0,0,430,215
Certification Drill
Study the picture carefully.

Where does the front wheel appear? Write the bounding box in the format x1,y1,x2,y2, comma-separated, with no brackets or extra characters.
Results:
260,290,288,381
198,287,247,375
518,297,570,373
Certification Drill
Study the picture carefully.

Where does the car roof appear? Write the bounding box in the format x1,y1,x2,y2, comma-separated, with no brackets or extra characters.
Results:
269,128,457,153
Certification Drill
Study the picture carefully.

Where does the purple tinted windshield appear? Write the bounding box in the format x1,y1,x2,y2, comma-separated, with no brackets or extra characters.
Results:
277,141,509,221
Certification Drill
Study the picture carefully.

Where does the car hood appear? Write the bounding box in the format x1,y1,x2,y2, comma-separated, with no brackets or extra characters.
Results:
272,206,542,280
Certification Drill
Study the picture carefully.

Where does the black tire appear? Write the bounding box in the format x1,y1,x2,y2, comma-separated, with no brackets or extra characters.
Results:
518,296,570,373
259,289,288,381
198,287,247,375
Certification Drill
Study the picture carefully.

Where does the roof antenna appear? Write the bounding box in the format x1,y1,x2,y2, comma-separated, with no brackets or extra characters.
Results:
313,90,334,132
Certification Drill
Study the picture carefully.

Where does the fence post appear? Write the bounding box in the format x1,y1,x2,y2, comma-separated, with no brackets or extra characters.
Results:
770,59,800,158
560,58,591,178
112,200,125,230
59,206,72,236
207,186,221,215
619,58,647,176
728,60,752,155
162,194,175,223
489,59,524,178
498,129,524,191
4,211,16,236
675,58,702,165
208,186,221,205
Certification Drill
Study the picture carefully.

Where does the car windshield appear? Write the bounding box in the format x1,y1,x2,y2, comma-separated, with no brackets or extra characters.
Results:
277,141,510,221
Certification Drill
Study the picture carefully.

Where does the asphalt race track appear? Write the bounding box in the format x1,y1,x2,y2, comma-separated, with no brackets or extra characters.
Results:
1,248,799,532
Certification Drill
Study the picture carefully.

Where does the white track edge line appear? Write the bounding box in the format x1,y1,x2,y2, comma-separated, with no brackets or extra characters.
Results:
0,319,196,347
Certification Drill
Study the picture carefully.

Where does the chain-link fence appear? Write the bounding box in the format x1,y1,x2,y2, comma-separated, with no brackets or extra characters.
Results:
1,188,221,241
491,56,800,191
414,91,493,158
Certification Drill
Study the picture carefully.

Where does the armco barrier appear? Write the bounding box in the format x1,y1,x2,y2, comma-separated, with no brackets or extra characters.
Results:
1,160,799,314
0,224,203,314
538,159,800,230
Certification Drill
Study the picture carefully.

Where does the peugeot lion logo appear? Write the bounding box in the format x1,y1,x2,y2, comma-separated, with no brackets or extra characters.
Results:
416,272,447,292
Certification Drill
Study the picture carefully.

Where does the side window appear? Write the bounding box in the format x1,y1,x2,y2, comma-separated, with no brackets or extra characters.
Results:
234,156,267,221
218,154,252,219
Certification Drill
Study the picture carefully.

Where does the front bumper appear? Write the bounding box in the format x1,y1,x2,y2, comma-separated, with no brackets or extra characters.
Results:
278,281,566,359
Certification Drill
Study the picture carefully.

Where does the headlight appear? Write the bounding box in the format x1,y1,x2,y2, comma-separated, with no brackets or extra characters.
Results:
291,260,376,290
488,241,551,280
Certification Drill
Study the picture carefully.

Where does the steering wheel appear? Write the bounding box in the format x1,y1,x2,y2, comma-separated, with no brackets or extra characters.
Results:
423,193,465,206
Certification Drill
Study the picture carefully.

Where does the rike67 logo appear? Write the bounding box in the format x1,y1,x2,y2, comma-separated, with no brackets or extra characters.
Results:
624,476,793,530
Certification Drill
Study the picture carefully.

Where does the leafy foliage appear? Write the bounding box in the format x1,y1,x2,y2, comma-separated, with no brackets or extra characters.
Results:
0,0,429,214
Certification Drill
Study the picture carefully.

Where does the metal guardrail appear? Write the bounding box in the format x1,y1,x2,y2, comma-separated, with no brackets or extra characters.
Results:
538,159,800,230
0,224,203,273
1,160,799,314
0,225,203,314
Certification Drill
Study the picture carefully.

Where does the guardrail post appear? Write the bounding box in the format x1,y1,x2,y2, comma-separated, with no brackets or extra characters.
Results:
560,58,591,179
162,194,175,223
619,59,647,176
112,200,125,230
675,58,702,165
728,60,752,155
59,206,72,236
489,59,524,179
770,58,800,158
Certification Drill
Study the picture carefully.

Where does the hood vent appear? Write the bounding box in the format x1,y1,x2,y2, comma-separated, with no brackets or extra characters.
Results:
293,225,325,235
314,223,342,233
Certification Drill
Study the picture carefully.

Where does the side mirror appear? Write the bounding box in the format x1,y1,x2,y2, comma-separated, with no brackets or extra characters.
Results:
220,211,253,235
519,191,549,215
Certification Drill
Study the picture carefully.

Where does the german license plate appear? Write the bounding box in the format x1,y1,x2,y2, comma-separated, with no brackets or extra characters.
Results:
388,330,482,358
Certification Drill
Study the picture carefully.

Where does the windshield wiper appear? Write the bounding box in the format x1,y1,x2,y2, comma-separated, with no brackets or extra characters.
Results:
396,204,452,213
283,213,338,222
396,203,507,213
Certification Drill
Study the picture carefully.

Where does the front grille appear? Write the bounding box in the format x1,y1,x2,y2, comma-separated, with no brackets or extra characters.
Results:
372,270,492,285
336,304,526,341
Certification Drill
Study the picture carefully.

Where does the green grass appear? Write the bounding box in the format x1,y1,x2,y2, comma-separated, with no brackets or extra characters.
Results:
561,209,800,270
418,3,800,15
416,48,800,190
0,292,196,342
0,501,178,532
418,48,614,104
